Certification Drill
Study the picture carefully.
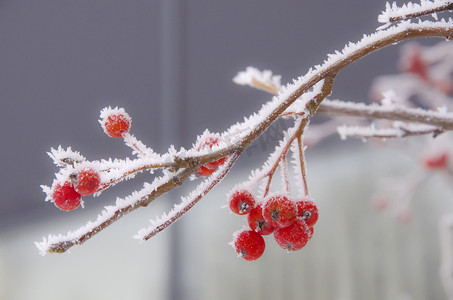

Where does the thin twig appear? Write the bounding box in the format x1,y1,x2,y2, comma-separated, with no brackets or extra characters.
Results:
139,151,242,240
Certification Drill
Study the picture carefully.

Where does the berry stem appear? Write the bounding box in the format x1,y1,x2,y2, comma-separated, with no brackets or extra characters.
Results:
297,136,310,197
122,132,154,158
280,155,291,194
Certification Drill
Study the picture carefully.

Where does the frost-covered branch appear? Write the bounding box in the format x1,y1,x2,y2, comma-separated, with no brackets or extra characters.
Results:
36,167,196,254
337,122,443,140
37,2,453,255
378,0,453,24
135,151,242,240
319,99,453,130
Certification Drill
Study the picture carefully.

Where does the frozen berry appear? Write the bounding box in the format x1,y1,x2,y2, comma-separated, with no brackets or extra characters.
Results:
296,199,319,227
400,45,429,81
74,167,101,195
247,204,275,235
233,229,265,261
196,135,227,176
52,181,82,211
423,152,449,169
100,108,131,138
262,195,297,228
196,165,216,176
228,189,255,215
274,219,313,251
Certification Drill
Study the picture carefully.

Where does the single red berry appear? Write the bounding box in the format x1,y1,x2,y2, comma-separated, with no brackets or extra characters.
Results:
204,156,228,170
196,165,216,176
274,219,313,251
233,229,266,261
196,135,227,177
102,112,131,138
423,152,449,169
74,167,101,196
247,204,275,235
228,189,255,215
262,195,297,228
52,181,82,211
296,199,319,227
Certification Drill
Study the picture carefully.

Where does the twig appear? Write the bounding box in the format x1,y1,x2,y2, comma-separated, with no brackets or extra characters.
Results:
337,122,443,140
136,151,242,240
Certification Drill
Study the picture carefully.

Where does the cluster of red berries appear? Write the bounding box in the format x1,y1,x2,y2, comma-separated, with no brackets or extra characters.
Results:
51,166,101,211
228,189,318,261
50,109,131,211
196,135,227,176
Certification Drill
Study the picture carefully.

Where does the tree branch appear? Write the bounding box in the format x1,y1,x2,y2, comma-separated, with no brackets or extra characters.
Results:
37,16,453,255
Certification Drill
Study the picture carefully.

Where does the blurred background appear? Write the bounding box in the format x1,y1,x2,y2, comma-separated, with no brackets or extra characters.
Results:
0,0,451,299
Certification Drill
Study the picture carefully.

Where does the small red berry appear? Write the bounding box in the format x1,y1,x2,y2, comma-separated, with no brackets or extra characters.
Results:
400,45,429,81
423,152,449,169
296,199,319,227
262,195,297,228
274,219,313,251
101,108,131,138
52,181,82,211
247,204,275,235
228,189,255,215
74,167,101,196
233,229,266,261
196,135,227,177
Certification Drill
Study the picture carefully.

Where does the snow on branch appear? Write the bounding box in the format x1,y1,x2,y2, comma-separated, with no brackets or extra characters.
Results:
337,121,442,140
378,0,453,24
233,66,282,94
319,98,453,130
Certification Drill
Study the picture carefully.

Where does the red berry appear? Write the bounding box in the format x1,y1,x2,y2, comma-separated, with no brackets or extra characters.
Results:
74,167,101,195
400,45,429,81
247,204,275,235
296,199,319,227
101,110,131,138
228,189,255,215
196,165,216,176
196,135,227,177
52,181,82,211
233,229,265,261
274,219,313,251
423,152,449,169
262,195,297,228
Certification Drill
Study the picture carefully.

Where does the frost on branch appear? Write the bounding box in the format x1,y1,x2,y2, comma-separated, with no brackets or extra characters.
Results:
378,0,453,24
233,66,282,94
36,1,453,257
47,146,86,167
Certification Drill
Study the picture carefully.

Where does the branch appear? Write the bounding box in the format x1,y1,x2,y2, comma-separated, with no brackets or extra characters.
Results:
36,167,196,254
38,14,453,254
337,122,443,140
135,151,242,240
318,99,453,130
378,1,453,24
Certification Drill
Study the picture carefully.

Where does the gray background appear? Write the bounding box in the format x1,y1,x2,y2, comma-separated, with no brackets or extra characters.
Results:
0,1,450,300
